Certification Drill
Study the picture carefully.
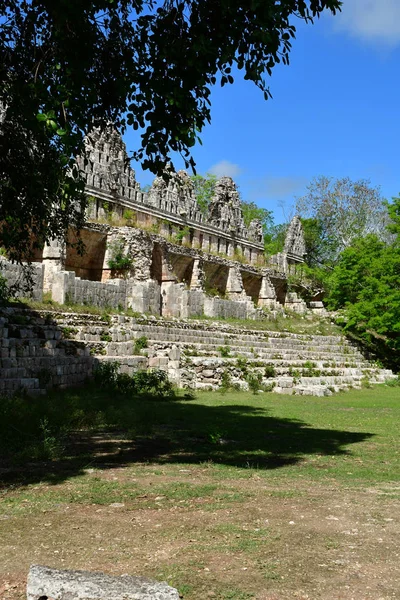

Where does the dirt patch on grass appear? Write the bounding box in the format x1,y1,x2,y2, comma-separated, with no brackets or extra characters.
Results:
1,388,399,599
1,460,399,600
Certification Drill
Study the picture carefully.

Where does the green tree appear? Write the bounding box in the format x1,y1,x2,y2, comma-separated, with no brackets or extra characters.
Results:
296,176,388,264
263,223,287,256
1,1,341,261
386,195,400,239
326,228,400,368
241,201,273,234
190,174,217,214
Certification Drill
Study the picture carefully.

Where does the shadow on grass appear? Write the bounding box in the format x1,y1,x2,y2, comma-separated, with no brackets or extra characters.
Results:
0,387,374,488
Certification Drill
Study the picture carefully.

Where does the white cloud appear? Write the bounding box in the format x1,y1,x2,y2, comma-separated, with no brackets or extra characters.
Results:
208,160,243,179
250,176,307,200
334,0,400,46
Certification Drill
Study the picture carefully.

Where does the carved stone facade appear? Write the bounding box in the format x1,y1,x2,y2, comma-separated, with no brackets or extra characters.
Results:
284,215,306,260
76,126,141,201
1,126,309,317
78,127,276,266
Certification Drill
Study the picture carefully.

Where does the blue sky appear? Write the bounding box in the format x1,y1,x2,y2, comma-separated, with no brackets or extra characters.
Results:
124,0,400,224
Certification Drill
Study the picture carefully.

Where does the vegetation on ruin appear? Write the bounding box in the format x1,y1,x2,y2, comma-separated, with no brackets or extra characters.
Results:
107,238,134,272
1,385,400,598
1,0,341,263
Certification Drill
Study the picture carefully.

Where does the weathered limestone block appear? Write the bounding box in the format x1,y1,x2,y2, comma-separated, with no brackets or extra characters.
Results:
203,296,249,320
189,258,204,290
284,215,306,260
309,301,328,316
27,565,180,600
161,281,184,318
127,281,161,315
225,266,245,299
42,238,65,292
0,259,44,301
285,291,307,314
258,274,277,308
181,289,205,318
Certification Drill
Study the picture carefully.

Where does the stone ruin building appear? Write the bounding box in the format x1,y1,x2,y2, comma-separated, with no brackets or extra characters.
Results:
2,126,395,398
2,126,313,319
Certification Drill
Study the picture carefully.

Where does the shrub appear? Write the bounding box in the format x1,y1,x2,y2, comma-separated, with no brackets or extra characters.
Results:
134,335,148,354
236,357,248,376
219,369,232,394
218,345,231,357
107,238,133,271
93,360,174,399
264,364,276,378
386,375,400,387
100,332,112,342
246,372,263,394
93,360,120,387
123,209,136,224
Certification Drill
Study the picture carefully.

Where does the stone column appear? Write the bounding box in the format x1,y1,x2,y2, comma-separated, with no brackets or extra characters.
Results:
189,259,204,290
243,246,251,263
203,234,211,253
258,274,277,308
42,238,65,292
182,230,191,247
251,249,261,266
101,236,113,282
192,230,202,249
160,220,170,237
226,267,245,299
226,241,234,258
210,235,219,254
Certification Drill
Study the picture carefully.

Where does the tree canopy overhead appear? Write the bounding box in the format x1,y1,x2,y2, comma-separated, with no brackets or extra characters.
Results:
0,0,341,260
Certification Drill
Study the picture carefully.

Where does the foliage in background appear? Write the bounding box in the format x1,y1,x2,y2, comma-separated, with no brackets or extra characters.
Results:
296,176,388,264
264,223,287,256
327,234,400,368
0,0,341,262
190,174,217,214
287,263,329,303
321,197,400,370
241,201,274,233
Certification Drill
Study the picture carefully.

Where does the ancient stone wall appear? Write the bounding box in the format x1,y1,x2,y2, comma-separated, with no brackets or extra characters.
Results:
0,308,394,398
0,259,44,301
78,126,267,266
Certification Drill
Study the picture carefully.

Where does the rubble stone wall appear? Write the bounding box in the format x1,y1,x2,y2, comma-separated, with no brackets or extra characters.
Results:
0,260,44,301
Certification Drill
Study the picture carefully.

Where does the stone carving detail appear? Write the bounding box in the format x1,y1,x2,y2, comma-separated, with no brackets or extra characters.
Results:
248,219,263,243
79,128,265,249
149,166,199,220
78,126,140,198
284,216,306,260
208,177,247,237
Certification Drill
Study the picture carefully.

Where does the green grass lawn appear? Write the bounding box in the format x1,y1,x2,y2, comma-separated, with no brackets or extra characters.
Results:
1,385,399,600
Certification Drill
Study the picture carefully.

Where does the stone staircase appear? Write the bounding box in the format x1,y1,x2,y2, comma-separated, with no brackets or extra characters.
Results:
0,308,395,396
48,311,394,396
0,308,93,396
